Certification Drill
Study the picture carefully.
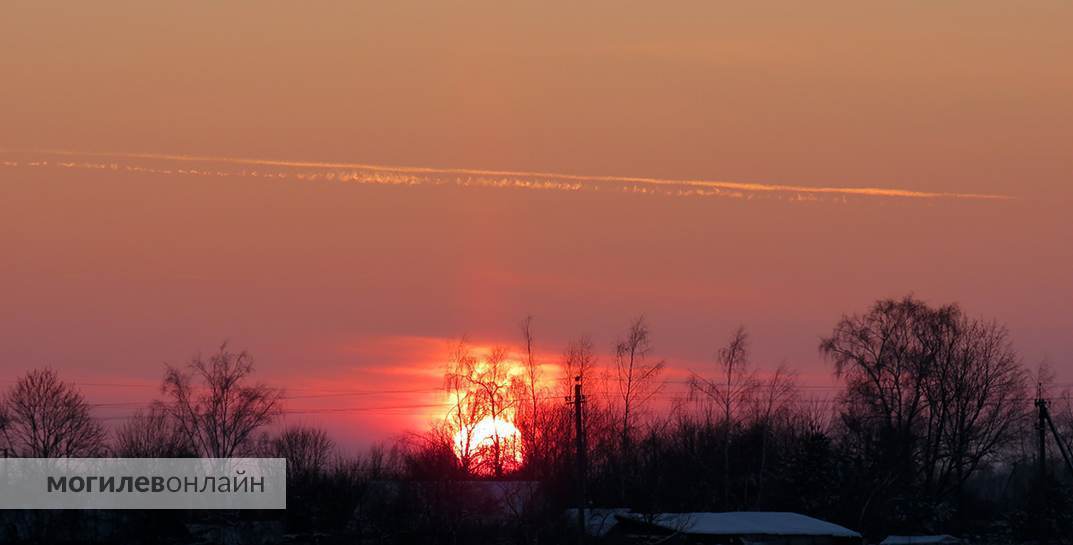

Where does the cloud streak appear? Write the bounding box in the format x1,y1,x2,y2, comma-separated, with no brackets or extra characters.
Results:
1,149,1012,202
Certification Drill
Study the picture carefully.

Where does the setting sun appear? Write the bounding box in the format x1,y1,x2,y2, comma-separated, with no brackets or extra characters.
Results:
441,341,547,476
452,416,525,475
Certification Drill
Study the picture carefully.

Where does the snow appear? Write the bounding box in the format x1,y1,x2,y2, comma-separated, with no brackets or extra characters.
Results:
881,536,961,545
617,511,862,537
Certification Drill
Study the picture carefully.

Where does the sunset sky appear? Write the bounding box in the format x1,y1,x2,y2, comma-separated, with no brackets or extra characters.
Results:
2,2,1071,450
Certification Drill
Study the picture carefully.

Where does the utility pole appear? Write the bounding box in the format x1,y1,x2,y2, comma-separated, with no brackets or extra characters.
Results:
574,375,587,545
1038,383,1048,481
1037,384,1073,478
1043,406,1073,477
1035,383,1051,545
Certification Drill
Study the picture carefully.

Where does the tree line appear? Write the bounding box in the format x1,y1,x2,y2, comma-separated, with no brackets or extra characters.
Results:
1,295,1071,544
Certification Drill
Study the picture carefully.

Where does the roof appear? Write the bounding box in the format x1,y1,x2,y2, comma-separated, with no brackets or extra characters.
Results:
881,536,961,545
617,512,861,538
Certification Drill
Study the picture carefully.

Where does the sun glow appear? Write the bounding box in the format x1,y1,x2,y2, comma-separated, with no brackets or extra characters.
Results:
442,343,547,476
452,416,525,474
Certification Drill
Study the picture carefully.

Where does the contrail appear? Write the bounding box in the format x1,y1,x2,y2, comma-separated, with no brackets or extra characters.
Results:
1,149,1012,201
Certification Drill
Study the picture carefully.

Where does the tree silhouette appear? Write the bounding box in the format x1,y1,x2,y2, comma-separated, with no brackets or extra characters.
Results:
114,403,193,457
0,368,105,457
820,295,1027,528
273,425,335,480
615,316,665,457
161,344,283,458
691,326,758,507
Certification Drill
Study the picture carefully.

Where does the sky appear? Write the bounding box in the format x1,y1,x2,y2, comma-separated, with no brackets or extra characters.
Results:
1,1,1071,450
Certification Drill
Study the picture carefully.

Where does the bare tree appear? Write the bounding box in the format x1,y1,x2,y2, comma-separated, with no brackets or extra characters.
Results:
273,425,335,479
750,364,797,505
927,317,1026,495
444,338,484,473
467,347,522,477
114,403,192,457
559,336,615,477
690,326,758,507
615,316,665,456
562,336,597,397
821,296,939,501
161,344,283,458
0,368,106,457
443,340,525,477
820,296,1027,504
749,365,797,426
519,316,543,470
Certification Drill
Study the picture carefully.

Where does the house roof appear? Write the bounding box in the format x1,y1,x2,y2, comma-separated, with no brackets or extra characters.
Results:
617,512,861,538
881,536,960,545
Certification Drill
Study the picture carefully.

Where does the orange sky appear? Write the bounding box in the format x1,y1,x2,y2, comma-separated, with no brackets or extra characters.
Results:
1,1,1071,449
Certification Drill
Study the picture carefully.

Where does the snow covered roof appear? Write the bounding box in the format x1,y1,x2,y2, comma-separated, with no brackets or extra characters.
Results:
617,512,861,538
881,536,960,545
